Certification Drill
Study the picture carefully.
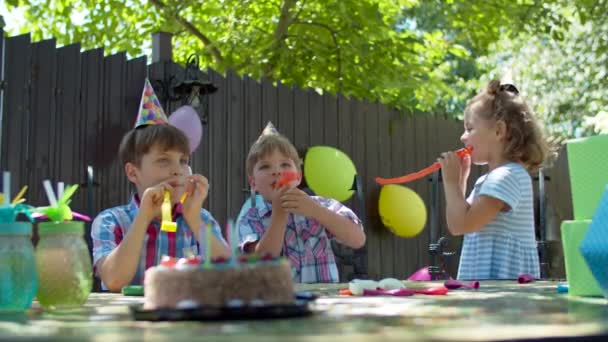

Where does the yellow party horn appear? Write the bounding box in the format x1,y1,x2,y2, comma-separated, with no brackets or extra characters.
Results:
160,191,177,232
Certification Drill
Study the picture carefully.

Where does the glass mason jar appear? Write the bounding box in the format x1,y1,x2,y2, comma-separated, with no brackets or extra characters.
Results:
0,222,38,311
35,221,92,309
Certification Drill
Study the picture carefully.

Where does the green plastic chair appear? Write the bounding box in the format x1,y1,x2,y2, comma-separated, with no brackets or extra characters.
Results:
560,134,608,296
566,134,608,220
561,220,602,296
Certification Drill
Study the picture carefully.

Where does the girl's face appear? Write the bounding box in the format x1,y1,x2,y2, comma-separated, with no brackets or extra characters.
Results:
249,149,300,201
460,111,506,167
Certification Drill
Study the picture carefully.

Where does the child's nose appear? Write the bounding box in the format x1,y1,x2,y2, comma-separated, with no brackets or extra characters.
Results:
460,132,468,143
172,165,184,177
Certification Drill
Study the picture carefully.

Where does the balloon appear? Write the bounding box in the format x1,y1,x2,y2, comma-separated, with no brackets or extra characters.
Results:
407,267,432,281
304,146,357,202
169,105,202,153
378,184,427,238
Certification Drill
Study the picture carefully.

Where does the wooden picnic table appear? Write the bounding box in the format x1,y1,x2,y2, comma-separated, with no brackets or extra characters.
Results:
0,281,607,341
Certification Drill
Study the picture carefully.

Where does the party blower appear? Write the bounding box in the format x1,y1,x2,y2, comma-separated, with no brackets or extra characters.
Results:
375,147,473,185
161,166,193,232
273,171,300,189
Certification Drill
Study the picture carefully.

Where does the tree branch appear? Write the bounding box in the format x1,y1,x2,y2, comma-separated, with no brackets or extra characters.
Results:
148,0,225,65
292,20,343,93
263,0,298,78
274,0,298,40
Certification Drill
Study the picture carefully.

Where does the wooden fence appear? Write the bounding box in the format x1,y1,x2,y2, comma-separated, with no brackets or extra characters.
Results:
0,30,571,282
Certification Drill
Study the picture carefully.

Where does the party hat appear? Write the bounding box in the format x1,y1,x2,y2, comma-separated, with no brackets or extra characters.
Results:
134,78,168,128
257,121,279,141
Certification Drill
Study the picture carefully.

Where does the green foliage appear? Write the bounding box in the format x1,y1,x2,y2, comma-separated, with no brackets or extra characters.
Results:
466,2,608,138
2,0,572,117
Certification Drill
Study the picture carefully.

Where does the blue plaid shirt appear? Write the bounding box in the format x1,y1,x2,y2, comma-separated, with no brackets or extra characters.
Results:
237,196,363,283
91,195,226,286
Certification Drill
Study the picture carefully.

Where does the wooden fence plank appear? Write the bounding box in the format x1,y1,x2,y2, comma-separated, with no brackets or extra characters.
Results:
227,71,245,221
377,103,394,277
351,99,368,278
245,76,263,197
2,34,31,196
403,113,421,278
103,53,127,208
334,93,356,280
323,93,338,147
208,69,228,223
261,77,278,129
364,101,382,279
308,90,323,147
123,56,147,205
55,43,82,211
388,112,407,278
29,38,57,206
411,115,429,269
80,48,105,219
277,82,294,142
293,86,310,151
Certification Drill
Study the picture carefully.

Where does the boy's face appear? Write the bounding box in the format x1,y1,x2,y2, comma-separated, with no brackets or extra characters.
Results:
249,149,300,201
125,144,190,203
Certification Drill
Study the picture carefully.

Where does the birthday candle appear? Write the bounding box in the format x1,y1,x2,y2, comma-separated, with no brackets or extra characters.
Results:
225,221,232,264
230,219,238,262
203,223,212,269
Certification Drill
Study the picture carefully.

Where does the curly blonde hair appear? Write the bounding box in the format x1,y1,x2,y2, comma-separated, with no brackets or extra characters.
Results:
464,80,550,171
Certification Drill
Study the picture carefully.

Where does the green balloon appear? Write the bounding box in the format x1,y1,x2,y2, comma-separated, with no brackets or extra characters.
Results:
304,146,357,202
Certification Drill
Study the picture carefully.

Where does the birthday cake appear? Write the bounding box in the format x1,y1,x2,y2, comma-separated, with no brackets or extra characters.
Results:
143,255,295,310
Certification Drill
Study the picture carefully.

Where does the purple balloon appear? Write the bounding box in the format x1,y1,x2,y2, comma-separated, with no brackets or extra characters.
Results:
169,105,202,153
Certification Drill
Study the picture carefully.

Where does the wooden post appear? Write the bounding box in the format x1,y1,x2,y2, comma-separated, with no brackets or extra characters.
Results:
152,32,173,63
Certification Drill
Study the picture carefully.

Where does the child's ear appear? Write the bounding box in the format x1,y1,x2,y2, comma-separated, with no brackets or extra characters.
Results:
495,120,507,140
125,162,139,184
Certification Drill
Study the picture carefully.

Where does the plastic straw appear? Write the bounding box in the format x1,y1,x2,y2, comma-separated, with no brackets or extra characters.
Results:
11,186,28,205
42,180,58,207
3,172,10,206
57,182,64,200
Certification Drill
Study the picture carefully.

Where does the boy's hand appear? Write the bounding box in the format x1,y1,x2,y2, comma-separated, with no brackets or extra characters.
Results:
280,188,320,218
181,174,209,222
271,185,290,217
139,182,174,222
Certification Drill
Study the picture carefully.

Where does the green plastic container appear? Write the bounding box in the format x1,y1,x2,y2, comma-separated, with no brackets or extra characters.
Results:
560,220,602,297
35,221,92,309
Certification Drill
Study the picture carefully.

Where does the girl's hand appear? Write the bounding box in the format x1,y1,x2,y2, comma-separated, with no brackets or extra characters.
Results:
438,151,462,185
280,188,320,218
460,154,471,184
181,174,209,222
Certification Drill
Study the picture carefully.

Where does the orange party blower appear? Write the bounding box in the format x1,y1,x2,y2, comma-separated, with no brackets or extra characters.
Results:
273,171,300,189
375,147,473,185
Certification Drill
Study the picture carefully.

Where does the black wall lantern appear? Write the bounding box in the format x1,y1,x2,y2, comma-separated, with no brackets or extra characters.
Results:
154,54,218,124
